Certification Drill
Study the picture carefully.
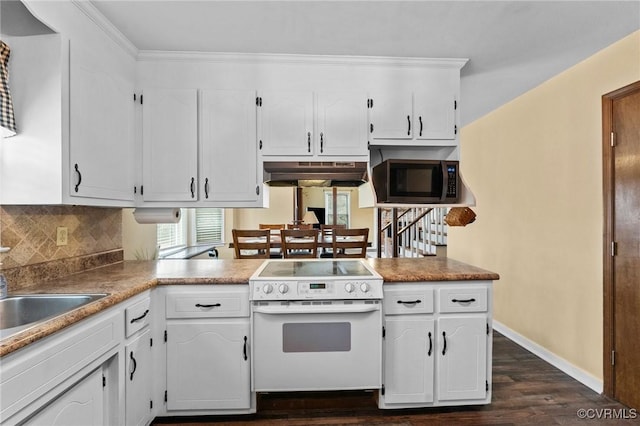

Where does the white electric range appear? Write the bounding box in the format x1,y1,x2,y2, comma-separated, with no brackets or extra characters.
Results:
249,259,383,392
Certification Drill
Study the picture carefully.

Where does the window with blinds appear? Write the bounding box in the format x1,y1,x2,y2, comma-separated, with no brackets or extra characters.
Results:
157,217,186,250
195,208,224,243
156,208,224,250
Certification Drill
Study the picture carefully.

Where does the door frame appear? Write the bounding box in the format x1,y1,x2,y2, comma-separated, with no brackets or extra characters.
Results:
602,80,640,397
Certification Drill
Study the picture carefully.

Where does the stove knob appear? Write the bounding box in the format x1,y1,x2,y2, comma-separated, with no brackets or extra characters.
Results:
360,282,370,293
279,284,289,294
263,284,273,294
344,283,355,293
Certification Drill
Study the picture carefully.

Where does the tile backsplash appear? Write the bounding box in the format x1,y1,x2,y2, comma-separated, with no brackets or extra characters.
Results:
0,205,123,288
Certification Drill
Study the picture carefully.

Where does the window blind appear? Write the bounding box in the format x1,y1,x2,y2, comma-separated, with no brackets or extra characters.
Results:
157,214,186,249
195,208,224,243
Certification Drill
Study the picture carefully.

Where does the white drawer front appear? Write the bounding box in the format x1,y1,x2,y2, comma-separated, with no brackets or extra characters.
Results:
166,289,249,318
125,297,151,337
384,287,434,315
438,287,487,313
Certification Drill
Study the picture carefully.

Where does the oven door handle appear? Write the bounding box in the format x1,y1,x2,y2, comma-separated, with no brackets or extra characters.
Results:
252,304,380,315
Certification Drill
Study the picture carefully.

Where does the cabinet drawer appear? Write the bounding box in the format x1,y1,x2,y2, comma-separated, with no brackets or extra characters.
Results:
384,287,434,315
438,287,487,313
166,289,249,318
125,297,151,337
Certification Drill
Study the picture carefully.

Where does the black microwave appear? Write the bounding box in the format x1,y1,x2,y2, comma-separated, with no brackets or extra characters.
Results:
372,159,459,204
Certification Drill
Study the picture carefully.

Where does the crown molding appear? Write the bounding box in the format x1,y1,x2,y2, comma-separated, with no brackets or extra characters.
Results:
137,50,468,69
71,0,138,58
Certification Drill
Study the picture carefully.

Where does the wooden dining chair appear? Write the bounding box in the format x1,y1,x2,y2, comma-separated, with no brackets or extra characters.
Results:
332,228,369,258
320,224,346,258
232,229,271,259
286,223,313,230
280,228,319,259
258,224,285,258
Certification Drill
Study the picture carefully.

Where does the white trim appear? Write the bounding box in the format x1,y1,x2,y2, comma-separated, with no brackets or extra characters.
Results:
493,320,603,394
71,0,138,58
137,50,468,69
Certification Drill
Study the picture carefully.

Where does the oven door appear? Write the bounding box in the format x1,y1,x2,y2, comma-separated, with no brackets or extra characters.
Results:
251,300,382,392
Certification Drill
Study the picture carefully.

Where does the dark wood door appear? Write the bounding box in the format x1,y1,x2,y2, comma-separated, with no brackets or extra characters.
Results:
606,83,640,410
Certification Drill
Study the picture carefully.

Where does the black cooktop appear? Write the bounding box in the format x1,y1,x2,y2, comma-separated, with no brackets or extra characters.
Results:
257,260,373,278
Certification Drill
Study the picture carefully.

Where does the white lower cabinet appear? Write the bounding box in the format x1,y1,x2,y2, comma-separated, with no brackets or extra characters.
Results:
379,282,492,409
0,308,123,425
163,286,254,414
166,321,250,410
23,368,105,426
125,329,153,426
437,315,488,401
383,317,435,404
123,293,154,426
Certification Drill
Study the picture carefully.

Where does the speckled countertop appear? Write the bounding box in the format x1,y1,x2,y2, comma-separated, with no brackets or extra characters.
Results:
1,258,498,357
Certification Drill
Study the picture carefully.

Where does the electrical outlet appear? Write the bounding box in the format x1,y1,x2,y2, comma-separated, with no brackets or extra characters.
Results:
56,227,68,246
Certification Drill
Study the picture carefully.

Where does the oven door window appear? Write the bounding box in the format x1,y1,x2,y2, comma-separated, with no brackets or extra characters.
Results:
283,322,351,352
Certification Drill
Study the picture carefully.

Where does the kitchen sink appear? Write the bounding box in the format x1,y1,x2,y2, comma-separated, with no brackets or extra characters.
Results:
0,294,107,338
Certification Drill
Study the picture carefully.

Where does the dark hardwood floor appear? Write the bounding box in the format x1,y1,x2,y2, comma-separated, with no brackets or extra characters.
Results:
153,332,636,425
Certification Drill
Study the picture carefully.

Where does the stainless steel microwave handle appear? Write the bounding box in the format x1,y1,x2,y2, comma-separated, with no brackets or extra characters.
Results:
253,304,380,315
440,161,448,202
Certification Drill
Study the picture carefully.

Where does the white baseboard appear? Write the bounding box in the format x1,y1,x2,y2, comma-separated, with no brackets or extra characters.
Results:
492,320,603,394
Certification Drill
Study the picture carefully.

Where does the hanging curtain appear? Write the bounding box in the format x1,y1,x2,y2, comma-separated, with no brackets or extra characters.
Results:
0,40,16,137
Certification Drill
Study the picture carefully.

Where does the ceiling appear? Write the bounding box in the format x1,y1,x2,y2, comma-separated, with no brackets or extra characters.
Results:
74,1,640,124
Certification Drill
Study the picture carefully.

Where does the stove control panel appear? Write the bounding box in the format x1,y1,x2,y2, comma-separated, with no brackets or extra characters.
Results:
251,279,382,300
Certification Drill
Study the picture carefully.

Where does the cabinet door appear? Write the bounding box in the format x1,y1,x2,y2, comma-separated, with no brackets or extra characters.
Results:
69,40,134,201
259,91,313,156
142,89,198,201
200,90,259,202
166,321,250,410
414,86,456,141
369,91,413,140
383,317,435,404
125,329,152,426
23,368,104,426
316,91,369,156
437,315,487,401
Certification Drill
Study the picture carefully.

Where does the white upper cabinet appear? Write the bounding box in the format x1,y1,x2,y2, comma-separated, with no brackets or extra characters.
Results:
369,85,457,146
414,85,456,141
0,33,136,207
259,90,368,159
69,40,135,202
258,91,314,156
141,89,198,202
200,90,260,203
369,91,414,140
316,91,369,157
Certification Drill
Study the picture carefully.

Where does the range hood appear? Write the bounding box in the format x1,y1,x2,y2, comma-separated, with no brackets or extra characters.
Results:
263,161,369,187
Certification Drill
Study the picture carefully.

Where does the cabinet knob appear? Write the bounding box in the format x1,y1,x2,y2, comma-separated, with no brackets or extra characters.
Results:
204,178,209,199
190,177,195,198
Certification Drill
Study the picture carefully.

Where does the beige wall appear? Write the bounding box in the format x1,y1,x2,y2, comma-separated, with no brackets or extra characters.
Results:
448,30,640,382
